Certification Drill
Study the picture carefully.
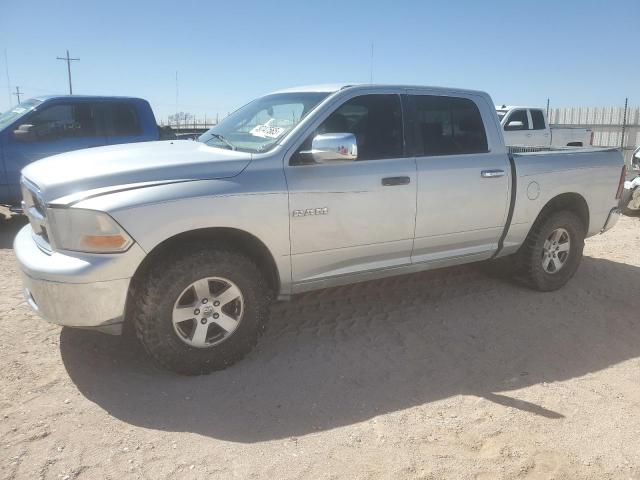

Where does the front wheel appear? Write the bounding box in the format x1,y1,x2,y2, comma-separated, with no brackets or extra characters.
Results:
514,211,585,291
132,247,271,375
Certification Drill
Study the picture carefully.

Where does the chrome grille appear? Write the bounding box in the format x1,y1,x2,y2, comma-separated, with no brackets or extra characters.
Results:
21,177,52,252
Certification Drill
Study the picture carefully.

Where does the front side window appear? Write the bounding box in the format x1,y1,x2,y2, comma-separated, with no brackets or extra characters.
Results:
292,94,404,163
15,103,97,141
530,109,546,130
504,109,529,131
411,95,488,156
199,92,329,153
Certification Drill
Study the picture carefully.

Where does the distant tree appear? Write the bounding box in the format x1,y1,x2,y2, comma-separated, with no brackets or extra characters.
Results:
168,112,194,125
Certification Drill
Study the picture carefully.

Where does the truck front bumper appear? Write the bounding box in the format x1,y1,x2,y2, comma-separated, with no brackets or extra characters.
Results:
14,225,146,334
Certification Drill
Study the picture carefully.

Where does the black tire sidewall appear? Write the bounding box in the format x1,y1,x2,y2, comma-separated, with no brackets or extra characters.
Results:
134,248,269,374
520,211,585,291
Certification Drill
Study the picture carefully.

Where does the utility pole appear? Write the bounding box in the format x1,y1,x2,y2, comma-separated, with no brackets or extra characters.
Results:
56,50,80,95
546,98,550,118
175,71,179,134
13,86,22,104
621,97,628,151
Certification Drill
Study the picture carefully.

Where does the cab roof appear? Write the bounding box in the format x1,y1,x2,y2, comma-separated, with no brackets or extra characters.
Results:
269,83,490,97
32,95,147,102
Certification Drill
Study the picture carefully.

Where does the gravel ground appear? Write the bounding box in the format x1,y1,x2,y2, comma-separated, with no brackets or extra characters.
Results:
1,209,640,480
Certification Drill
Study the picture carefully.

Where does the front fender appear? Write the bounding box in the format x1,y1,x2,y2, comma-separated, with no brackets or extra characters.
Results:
74,166,292,295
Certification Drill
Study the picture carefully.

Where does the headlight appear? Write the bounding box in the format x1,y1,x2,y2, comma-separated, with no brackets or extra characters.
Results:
47,208,134,253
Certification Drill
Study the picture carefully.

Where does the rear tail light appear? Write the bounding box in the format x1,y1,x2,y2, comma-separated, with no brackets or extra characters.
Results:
589,131,594,146
616,165,627,200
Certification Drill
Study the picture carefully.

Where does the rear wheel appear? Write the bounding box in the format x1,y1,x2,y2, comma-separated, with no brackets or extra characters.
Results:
132,246,271,375
514,211,585,291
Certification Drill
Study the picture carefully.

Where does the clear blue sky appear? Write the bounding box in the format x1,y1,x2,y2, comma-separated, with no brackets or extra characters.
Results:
1,0,638,121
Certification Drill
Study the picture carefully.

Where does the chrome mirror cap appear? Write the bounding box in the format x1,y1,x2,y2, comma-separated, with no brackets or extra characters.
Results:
306,133,358,163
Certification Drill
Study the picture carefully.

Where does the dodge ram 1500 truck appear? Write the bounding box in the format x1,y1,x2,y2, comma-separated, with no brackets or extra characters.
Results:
497,106,593,147
14,84,625,375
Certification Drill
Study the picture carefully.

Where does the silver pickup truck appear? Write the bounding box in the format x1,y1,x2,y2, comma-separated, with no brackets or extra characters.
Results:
14,84,626,375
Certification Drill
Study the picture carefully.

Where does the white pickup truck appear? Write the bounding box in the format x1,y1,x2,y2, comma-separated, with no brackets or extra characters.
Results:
497,106,593,148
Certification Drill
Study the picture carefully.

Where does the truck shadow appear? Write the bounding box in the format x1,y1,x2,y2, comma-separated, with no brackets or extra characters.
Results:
60,256,640,443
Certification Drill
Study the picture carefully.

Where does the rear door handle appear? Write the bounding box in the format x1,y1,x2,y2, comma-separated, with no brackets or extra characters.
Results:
481,169,505,178
381,176,411,186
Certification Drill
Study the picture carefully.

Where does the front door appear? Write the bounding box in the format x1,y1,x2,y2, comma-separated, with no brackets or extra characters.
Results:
406,93,511,264
502,108,531,146
285,93,417,285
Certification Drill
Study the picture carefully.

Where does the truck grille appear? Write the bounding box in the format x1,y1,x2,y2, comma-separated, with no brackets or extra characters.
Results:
21,178,52,252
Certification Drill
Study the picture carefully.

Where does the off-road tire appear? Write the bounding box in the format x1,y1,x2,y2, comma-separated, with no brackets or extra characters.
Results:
514,210,585,291
132,246,271,375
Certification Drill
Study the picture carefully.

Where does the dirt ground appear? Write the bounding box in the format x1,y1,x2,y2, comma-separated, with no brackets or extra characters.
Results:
1,209,639,480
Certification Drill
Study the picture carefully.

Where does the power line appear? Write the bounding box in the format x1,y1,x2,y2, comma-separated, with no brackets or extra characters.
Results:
13,86,22,104
56,49,80,95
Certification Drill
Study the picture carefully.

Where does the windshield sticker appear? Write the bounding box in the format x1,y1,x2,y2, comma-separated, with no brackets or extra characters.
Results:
249,123,285,139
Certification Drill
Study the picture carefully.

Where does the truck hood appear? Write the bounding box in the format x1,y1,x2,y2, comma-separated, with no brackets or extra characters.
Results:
21,140,252,204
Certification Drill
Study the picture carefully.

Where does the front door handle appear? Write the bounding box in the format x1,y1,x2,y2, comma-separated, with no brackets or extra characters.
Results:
381,176,411,186
481,169,505,178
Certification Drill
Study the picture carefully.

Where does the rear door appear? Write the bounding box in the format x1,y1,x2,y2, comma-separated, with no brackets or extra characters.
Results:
3,101,107,200
285,92,417,285
407,92,511,264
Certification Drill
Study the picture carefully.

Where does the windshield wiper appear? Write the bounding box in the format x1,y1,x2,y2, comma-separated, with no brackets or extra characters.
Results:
208,133,236,150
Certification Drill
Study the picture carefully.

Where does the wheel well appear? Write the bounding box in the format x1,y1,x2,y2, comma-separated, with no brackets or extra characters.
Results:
130,227,280,299
534,193,589,233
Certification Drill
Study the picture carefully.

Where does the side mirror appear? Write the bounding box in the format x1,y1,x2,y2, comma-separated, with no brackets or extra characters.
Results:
505,120,524,131
13,124,37,142
304,133,358,163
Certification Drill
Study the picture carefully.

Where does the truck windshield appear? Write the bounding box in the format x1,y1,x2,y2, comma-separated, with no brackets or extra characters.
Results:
0,98,42,131
199,92,330,153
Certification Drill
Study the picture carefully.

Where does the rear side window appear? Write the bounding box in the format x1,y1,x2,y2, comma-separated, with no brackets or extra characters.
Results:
504,109,529,131
530,109,546,130
410,95,488,156
107,103,142,136
19,103,97,141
